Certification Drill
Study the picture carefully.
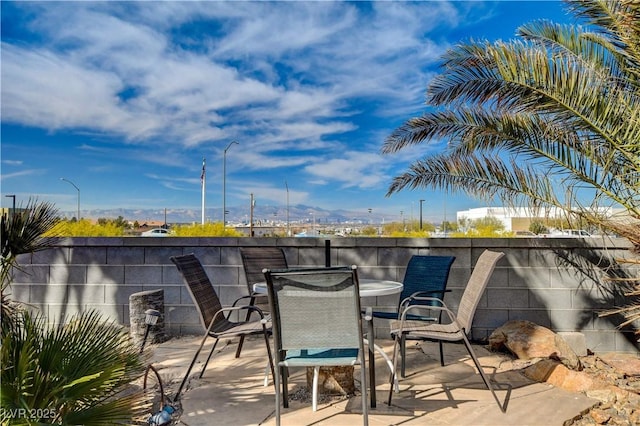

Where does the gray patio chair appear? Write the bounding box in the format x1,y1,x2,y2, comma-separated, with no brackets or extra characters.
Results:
237,247,289,357
263,265,369,426
170,253,275,402
366,255,455,378
387,250,509,412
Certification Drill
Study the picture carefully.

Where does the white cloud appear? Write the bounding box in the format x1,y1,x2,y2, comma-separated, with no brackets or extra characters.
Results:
304,151,390,189
1,1,493,213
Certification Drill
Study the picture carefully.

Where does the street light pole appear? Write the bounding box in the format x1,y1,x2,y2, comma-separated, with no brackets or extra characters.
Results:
419,199,425,230
285,181,290,236
60,178,80,220
5,195,15,216
223,141,239,227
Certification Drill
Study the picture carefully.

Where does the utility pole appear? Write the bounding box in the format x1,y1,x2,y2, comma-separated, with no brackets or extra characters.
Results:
60,178,80,220
419,199,425,230
223,141,239,227
285,181,290,236
249,193,255,237
5,195,15,217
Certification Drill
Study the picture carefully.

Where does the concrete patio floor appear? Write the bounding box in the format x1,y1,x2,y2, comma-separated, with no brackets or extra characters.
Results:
145,335,598,426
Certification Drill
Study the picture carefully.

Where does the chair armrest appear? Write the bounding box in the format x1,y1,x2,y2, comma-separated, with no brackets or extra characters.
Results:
231,294,254,307
402,290,450,307
399,298,458,325
209,305,267,329
409,289,451,298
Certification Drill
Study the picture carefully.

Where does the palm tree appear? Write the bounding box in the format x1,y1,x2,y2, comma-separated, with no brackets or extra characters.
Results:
1,200,151,424
382,0,639,325
1,310,149,424
1,198,59,328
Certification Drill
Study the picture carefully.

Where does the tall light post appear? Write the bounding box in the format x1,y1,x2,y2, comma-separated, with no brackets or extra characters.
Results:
419,199,425,230
223,141,239,227
60,178,80,220
285,181,290,236
5,194,15,216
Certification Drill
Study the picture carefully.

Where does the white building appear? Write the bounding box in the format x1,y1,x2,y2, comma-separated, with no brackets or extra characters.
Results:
456,206,627,232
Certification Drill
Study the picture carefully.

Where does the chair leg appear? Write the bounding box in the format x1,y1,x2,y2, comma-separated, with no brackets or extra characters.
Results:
281,365,289,408
387,333,401,406
438,311,445,366
174,333,211,402
261,326,276,391
274,361,281,426
400,334,406,378
312,366,320,411
359,352,369,426
235,295,257,358
461,333,507,413
198,338,220,378
365,317,377,408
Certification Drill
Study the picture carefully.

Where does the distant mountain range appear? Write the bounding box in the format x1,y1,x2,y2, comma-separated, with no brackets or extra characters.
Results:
65,204,392,225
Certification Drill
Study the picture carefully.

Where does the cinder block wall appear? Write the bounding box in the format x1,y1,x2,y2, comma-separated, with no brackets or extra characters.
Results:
9,236,639,353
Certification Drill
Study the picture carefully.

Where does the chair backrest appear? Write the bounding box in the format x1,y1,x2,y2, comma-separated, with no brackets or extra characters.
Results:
402,255,455,304
456,250,504,331
171,253,227,332
264,266,363,352
241,247,288,294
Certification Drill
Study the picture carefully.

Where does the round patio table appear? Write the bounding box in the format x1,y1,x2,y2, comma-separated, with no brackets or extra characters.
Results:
252,278,402,297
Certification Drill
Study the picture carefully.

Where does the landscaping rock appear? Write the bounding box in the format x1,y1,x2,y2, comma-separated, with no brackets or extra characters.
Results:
489,320,581,369
523,359,606,393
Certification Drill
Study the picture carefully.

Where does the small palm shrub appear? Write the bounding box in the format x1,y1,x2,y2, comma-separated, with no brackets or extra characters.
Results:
1,309,149,425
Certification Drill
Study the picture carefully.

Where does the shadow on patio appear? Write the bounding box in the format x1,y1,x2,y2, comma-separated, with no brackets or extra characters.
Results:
142,335,597,426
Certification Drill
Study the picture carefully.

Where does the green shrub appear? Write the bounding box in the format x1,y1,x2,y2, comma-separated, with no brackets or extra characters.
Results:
172,222,243,237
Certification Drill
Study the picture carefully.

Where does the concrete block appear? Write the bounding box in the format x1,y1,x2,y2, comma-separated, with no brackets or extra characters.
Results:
207,265,238,285
145,247,184,264
473,308,509,329
151,285,181,305
485,288,529,309
487,268,509,288
614,331,640,353
528,289,573,309
507,309,552,328
508,267,550,288
30,284,69,305
50,265,86,284
11,265,49,284
32,247,69,265
85,304,125,324
87,264,124,284
107,247,144,265
67,285,105,304
338,247,377,267
377,247,415,267
124,265,163,285
107,285,144,304
557,331,588,356
162,265,183,285
69,246,107,264
582,330,617,354
166,305,200,325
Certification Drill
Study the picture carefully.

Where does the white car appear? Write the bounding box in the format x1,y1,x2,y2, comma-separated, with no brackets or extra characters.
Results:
141,228,170,237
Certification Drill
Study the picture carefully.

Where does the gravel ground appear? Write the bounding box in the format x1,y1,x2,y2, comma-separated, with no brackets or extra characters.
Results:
565,354,640,426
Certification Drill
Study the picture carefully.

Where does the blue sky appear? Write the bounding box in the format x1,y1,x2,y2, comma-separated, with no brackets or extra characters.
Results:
1,1,573,223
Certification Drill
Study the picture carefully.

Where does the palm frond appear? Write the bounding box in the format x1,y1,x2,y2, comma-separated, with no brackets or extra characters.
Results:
1,310,150,424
